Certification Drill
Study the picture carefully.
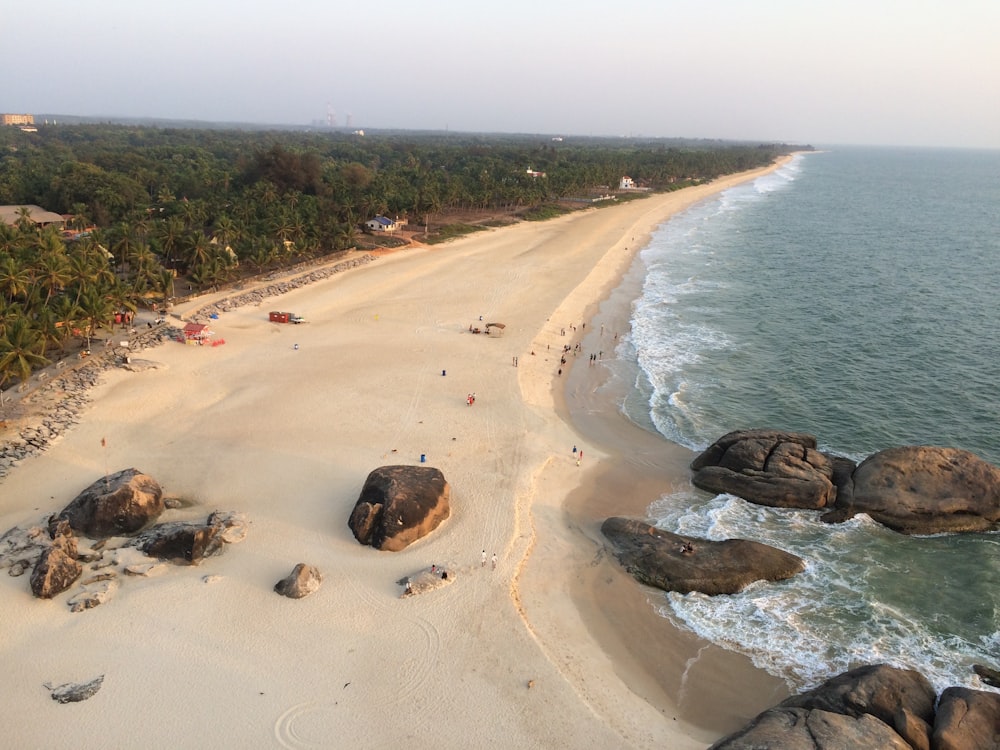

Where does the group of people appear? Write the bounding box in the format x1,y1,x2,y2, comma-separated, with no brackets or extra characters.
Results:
466,393,476,406
480,549,497,569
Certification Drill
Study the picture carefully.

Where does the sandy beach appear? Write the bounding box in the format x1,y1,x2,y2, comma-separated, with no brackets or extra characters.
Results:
1,160,789,749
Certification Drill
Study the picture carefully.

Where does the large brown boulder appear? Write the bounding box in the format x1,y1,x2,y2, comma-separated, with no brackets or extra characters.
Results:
712,664,936,750
349,465,450,551
691,429,843,510
57,468,164,539
827,446,1000,535
932,686,1000,750
600,516,805,595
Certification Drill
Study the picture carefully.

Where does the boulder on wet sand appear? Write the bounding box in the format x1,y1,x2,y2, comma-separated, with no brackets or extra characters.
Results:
349,465,451,551
691,429,842,510
57,468,164,539
600,516,805,595
827,446,1000,535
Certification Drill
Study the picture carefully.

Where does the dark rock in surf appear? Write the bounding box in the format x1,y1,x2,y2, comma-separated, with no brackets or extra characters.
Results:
690,429,843,510
825,446,1000,535
600,516,804,595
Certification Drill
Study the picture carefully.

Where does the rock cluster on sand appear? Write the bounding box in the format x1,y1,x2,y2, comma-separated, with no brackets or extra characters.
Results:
349,465,451,551
710,663,1000,750
601,516,805,595
1,469,248,610
691,429,1000,535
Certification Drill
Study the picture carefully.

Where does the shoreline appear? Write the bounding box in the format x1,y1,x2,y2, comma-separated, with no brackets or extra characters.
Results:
1,159,791,749
514,158,794,744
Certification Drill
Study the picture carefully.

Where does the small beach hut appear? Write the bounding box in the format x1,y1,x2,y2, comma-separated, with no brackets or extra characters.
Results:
182,322,211,344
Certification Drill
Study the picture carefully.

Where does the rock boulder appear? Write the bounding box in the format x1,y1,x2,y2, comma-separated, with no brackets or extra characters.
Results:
349,465,450,551
57,468,164,539
712,664,937,750
932,686,1000,750
828,446,1000,535
691,429,843,510
274,563,323,599
601,516,805,595
128,512,247,564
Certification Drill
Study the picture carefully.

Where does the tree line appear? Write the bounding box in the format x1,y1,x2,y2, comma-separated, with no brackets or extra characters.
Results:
0,124,804,391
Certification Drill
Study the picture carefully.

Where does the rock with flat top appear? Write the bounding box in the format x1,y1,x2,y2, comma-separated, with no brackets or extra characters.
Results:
601,516,804,595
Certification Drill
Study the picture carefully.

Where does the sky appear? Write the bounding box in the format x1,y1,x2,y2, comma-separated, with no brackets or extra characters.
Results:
3,0,998,149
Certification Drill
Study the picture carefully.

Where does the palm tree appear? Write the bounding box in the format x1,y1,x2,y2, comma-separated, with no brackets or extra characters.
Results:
0,255,32,302
154,268,175,305
77,286,114,345
33,251,71,306
0,316,49,390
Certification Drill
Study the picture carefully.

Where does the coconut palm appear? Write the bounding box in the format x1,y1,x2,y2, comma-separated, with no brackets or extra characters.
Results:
0,316,49,389
33,251,71,306
0,255,32,302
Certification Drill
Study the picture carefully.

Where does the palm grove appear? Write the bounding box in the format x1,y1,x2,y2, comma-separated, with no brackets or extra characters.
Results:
0,124,800,391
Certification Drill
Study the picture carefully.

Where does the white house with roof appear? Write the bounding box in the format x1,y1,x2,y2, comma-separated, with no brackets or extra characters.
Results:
619,176,636,190
364,215,399,233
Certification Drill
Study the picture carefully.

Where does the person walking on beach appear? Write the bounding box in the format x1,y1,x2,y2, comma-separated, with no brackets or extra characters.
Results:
491,552,497,570
481,549,487,567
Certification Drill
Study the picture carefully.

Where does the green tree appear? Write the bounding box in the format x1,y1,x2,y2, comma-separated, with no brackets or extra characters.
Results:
0,317,49,389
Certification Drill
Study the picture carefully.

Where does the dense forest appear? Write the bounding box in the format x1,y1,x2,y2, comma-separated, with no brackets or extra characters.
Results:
0,124,803,390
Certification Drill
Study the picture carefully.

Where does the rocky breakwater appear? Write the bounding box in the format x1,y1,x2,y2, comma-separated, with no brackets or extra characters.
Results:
0,323,175,480
186,254,376,323
0,254,376,480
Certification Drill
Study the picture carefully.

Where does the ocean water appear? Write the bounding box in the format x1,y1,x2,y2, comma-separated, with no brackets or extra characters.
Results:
616,147,1000,695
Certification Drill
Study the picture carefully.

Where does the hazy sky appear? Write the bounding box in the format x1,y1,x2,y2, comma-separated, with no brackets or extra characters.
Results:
4,0,998,148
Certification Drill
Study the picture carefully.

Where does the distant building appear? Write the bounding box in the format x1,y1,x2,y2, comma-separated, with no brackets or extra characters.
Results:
2,113,34,126
619,176,636,190
365,215,398,233
0,204,66,228
526,167,547,178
